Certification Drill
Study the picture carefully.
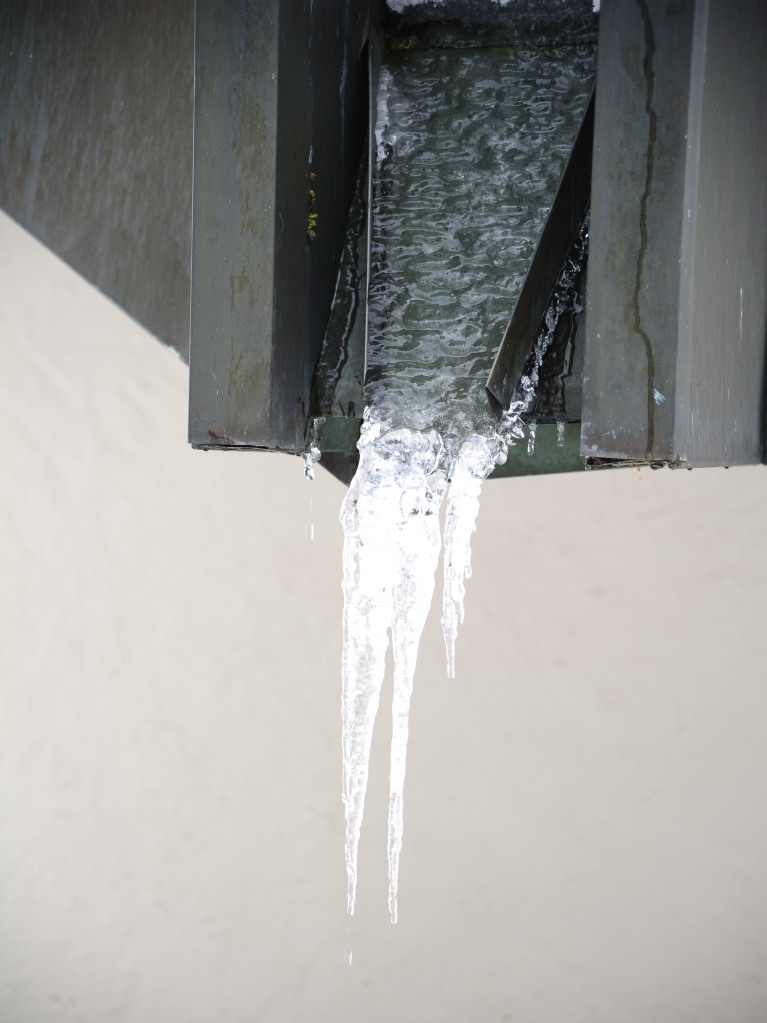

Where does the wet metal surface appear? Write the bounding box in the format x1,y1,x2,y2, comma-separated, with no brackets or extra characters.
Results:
364,42,595,439
312,150,369,423
518,254,587,424
312,32,594,483
486,92,593,420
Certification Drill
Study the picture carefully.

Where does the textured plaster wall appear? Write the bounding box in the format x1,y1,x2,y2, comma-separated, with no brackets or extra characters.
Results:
1,209,766,1021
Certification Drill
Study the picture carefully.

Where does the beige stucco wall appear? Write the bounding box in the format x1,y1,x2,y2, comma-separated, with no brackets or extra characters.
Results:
1,209,766,1021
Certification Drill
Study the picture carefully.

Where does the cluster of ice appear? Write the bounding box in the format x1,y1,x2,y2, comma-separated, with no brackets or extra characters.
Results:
337,37,594,923
336,223,592,925
340,419,513,922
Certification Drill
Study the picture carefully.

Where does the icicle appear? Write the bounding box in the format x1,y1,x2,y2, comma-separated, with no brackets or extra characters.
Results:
303,417,325,480
340,422,447,920
440,436,499,680
527,422,537,456
556,419,566,447
336,41,596,923
303,452,317,480
387,447,447,922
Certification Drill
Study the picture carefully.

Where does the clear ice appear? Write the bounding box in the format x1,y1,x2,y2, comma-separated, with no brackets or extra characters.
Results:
338,44,595,922
340,422,504,922
303,417,325,480
440,435,501,679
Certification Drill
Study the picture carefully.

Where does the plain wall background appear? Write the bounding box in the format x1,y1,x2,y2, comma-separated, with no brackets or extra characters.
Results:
1,208,766,1022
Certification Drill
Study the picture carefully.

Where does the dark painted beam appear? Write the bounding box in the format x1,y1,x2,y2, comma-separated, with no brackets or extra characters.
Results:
582,0,767,467
0,0,194,360
188,0,376,453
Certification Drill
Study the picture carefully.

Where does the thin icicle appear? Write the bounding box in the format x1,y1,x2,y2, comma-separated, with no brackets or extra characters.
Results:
440,436,500,679
339,463,394,915
340,422,446,919
303,417,325,480
387,452,446,921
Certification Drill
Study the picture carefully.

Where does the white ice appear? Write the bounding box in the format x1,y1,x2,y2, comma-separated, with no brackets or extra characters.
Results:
340,423,447,921
440,435,501,679
340,421,502,921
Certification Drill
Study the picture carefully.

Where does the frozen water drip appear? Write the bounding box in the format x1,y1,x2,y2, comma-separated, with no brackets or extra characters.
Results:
340,422,504,921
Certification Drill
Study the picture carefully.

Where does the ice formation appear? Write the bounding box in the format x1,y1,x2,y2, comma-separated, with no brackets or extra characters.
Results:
337,44,594,922
340,422,506,922
440,435,502,679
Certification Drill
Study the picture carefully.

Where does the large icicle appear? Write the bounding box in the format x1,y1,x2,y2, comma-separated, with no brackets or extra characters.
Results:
340,422,447,919
337,37,596,924
340,421,507,920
